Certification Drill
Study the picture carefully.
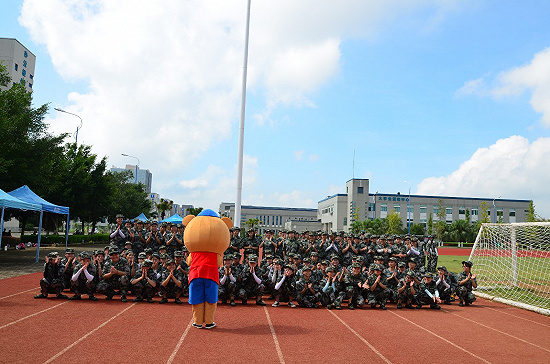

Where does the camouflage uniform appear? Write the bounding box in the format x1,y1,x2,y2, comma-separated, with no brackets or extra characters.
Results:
424,237,438,272
295,268,321,308
218,259,237,305
131,260,158,302
96,251,130,301
34,252,67,299
159,262,184,303
416,273,441,309
436,266,458,304
237,260,265,305
397,273,418,308
365,264,389,309
69,252,98,300
456,261,477,305
343,265,366,309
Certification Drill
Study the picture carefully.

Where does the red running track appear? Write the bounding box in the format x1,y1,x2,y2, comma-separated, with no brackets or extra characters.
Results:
1,272,549,364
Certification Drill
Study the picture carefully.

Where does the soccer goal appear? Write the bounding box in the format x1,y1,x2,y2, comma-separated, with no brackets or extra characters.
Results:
469,222,550,316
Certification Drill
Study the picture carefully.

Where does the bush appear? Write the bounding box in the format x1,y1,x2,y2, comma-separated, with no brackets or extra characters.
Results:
0,236,20,248
20,234,109,245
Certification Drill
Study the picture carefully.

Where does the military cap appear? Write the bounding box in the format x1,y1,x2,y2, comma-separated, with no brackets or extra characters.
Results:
145,220,151,224
412,237,418,242
284,265,295,271
462,260,473,267
265,254,274,259
423,272,434,279
355,256,364,262
152,252,161,259
93,249,102,256
138,252,147,259
181,246,189,252
405,270,415,277
137,220,144,224
351,262,362,269
65,248,75,254
160,253,168,259
234,252,241,258
310,252,319,257
234,226,241,231
166,259,175,265
373,264,383,271
398,261,406,267
303,257,311,263
109,248,120,255
265,229,273,234
177,223,183,228
142,259,153,267
173,250,183,257
325,266,335,273
151,221,158,225
48,252,59,258
302,265,313,271
437,265,448,272
223,254,233,260
374,255,384,261
330,254,340,260
293,254,301,260
79,251,91,259
159,245,167,251
321,260,329,265
116,214,124,219
160,222,167,227
124,241,133,246
369,263,377,270
248,255,258,263
388,257,397,262
144,248,153,254
404,235,411,240
408,258,418,264
273,258,283,265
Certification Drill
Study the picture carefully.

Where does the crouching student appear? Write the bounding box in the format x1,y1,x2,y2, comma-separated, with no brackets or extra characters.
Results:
363,264,388,310
160,259,183,304
69,251,98,301
456,260,477,306
416,272,441,309
34,252,68,299
272,265,297,307
296,265,321,308
131,259,158,303
397,270,417,309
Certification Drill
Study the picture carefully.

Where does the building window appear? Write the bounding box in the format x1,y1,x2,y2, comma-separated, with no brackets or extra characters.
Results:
509,209,515,217
381,204,387,212
30,74,33,79
28,83,32,88
420,205,427,213
393,204,400,213
368,203,374,212
22,69,26,77
358,186,364,194
23,60,27,67
459,207,465,215
15,63,18,71
433,206,439,215
344,217,347,226
497,208,503,217
471,208,478,215
446,207,452,215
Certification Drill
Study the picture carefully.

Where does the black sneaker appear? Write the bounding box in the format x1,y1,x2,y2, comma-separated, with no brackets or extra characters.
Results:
175,298,182,304
68,295,81,300
88,295,98,301
241,299,247,305
313,303,320,308
105,295,113,300
459,301,464,307
335,305,341,310
34,293,47,299
159,298,168,304
405,304,414,309
221,299,227,304
431,304,441,310
147,298,154,303
204,322,216,329
132,297,143,302
348,304,354,310
380,305,387,310
230,299,236,307
256,300,266,306
370,303,376,309
57,294,68,299
271,301,280,307
416,304,422,309
121,295,128,302
192,323,203,329
288,301,296,308
444,300,452,305
397,303,403,309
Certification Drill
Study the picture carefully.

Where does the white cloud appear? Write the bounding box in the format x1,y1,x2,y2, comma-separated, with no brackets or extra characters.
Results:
457,47,550,127
417,136,550,218
294,150,305,160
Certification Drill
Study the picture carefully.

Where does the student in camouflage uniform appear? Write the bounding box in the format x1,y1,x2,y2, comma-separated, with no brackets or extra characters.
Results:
344,262,366,310
174,250,189,296
456,260,477,306
363,264,389,310
241,229,261,258
110,214,127,250
384,257,400,303
227,227,242,256
219,254,237,306
145,221,163,252
34,252,68,299
97,248,130,302
416,272,441,309
236,256,266,306
320,266,339,309
132,220,146,254
59,248,77,292
296,265,321,308
69,251,98,301
268,258,284,299
159,259,183,304
424,235,438,272
164,224,179,257
436,265,457,305
396,270,418,309
272,265,297,307
282,230,301,262
130,259,158,303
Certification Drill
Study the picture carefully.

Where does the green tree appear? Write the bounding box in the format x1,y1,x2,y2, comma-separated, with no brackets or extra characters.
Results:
450,219,471,244
427,213,433,235
245,218,261,231
155,198,173,220
108,170,152,225
187,207,203,216
410,223,425,235
479,201,490,223
386,210,403,235
526,200,537,222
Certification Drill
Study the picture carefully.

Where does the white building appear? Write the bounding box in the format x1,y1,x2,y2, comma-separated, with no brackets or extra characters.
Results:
0,38,36,92
318,178,531,233
110,164,153,194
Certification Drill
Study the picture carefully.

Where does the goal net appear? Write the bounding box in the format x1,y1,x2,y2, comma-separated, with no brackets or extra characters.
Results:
469,222,550,315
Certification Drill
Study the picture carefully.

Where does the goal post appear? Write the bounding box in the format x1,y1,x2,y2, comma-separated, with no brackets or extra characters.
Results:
469,222,550,316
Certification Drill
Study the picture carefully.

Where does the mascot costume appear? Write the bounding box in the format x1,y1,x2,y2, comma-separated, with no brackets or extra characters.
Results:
182,209,232,329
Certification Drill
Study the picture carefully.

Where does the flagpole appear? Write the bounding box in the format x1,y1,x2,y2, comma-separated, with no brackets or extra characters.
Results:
235,0,251,228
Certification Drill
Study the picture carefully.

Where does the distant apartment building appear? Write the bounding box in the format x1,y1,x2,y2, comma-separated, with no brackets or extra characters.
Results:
318,178,531,233
0,38,36,92
110,164,153,194
219,203,319,234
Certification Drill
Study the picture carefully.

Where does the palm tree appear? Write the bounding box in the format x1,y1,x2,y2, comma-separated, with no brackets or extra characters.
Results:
155,198,173,220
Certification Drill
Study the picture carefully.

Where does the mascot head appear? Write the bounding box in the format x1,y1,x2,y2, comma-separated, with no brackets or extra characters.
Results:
182,209,233,254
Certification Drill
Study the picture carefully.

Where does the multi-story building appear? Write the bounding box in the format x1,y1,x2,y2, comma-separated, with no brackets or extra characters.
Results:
318,178,531,233
110,164,153,194
219,203,319,234
0,38,36,92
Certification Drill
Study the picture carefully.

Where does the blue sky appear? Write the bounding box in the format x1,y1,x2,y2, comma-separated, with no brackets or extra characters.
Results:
2,0,549,218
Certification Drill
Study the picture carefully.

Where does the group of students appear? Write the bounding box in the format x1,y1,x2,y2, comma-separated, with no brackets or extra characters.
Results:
33,215,478,310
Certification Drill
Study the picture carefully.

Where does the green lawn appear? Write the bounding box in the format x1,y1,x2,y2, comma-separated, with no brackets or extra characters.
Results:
437,255,468,274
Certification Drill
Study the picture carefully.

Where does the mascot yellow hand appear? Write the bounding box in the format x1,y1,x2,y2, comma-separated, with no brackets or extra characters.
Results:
183,209,232,329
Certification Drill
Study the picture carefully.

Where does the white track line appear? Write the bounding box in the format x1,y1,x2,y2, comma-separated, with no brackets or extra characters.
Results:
329,310,392,364
263,306,285,364
0,287,37,300
0,301,68,330
484,306,550,328
389,311,492,364
166,319,194,364
443,309,550,353
43,303,136,364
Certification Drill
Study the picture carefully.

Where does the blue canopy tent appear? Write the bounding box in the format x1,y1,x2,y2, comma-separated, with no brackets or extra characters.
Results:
132,213,149,222
0,188,42,252
160,213,184,224
8,185,70,263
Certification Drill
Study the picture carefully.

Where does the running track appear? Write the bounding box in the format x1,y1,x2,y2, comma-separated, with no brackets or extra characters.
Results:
1,273,549,364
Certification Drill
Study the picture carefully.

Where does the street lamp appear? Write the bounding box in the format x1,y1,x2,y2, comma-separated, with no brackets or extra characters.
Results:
55,108,83,144
121,154,140,184
404,181,411,234
493,196,501,223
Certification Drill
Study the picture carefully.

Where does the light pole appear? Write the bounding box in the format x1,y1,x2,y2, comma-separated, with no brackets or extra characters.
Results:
121,154,140,184
55,108,83,144
492,196,501,223
404,181,411,234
